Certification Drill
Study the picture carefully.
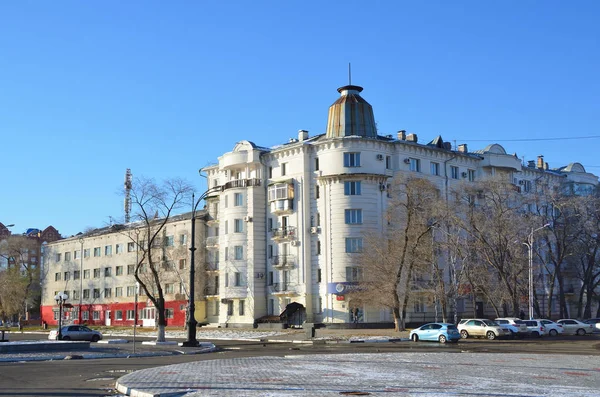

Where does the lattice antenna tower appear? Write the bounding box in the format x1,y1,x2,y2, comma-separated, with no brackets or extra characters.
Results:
124,168,132,223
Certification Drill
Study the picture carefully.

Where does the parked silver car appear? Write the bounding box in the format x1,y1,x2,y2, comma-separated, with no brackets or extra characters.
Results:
556,319,594,336
458,319,508,340
48,325,103,342
494,318,528,338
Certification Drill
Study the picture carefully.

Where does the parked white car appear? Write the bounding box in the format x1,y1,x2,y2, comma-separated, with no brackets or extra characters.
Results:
494,318,528,338
583,318,600,332
537,319,564,336
556,319,594,336
522,320,546,337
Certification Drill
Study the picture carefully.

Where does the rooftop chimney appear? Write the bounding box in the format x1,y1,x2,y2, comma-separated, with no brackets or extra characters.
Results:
458,144,468,153
298,130,309,141
443,142,452,150
537,155,544,169
397,130,406,140
406,133,418,143
528,160,536,168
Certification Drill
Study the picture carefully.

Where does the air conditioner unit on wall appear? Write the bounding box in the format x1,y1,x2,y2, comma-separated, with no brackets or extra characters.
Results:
290,240,300,247
461,172,468,178
310,227,319,234
403,158,411,164
519,180,525,185
376,154,384,161
243,216,252,222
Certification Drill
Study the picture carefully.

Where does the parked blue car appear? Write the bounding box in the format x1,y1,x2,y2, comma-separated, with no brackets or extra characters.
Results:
409,322,461,343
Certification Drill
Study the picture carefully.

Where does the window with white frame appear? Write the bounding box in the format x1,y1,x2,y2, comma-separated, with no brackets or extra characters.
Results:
345,209,363,224
468,169,476,182
116,266,123,276
343,152,361,167
55,253,61,262
344,181,361,195
127,264,134,275
179,259,186,269
64,271,70,281
65,252,71,261
386,155,392,169
93,289,100,298
127,286,136,296
116,244,123,254
82,311,89,320
166,308,174,319
55,272,61,281
127,242,135,252
83,289,90,299
115,287,123,297
234,246,243,260
104,288,111,298
239,300,245,316
281,163,287,176
93,247,101,257
84,269,90,279
165,236,174,246
165,283,175,294
227,301,234,316
84,249,90,258
234,272,241,286
524,180,532,192
72,290,80,300
179,234,187,245
409,158,421,172
345,238,363,253
115,310,123,320
234,193,243,206
93,268,100,278
104,267,111,277
430,162,440,176
105,245,112,256
127,310,135,320
451,166,459,179
268,183,292,201
414,298,425,313
346,266,363,282
93,311,100,320
74,250,80,259
234,219,243,233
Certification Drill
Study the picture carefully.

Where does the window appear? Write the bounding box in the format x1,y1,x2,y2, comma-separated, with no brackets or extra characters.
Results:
126,310,135,320
55,272,61,281
115,310,123,320
268,183,293,201
344,152,361,167
345,238,363,253
104,267,111,277
166,308,174,319
281,163,287,176
224,194,228,208
346,266,363,282
234,246,243,260
84,249,90,258
345,209,363,224
430,162,440,176
105,245,112,256
93,311,100,320
116,244,123,254
83,269,90,279
93,268,100,278
104,288,112,298
72,290,79,299
386,155,392,169
127,286,136,297
165,283,175,294
55,253,61,262
315,158,319,170
64,271,70,281
224,247,228,261
344,181,361,195
268,166,273,178
317,268,322,283
165,236,174,247
225,272,229,287
227,301,234,316
179,259,186,269
74,270,80,280
93,289,100,298
234,193,243,206
414,298,425,313
179,234,187,245
64,252,71,261
115,287,123,297
83,289,90,299
234,272,241,286
317,240,321,255
409,158,421,172
116,266,123,276
93,247,101,257
234,219,243,233
82,311,89,321
74,250,80,259
524,180,531,192
451,166,459,179
127,264,135,275
127,242,135,252
239,300,245,316
315,185,320,199
268,271,274,285
468,169,476,182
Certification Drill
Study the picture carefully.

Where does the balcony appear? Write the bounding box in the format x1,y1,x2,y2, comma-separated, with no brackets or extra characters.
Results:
269,282,297,296
220,287,248,299
270,199,293,215
205,236,219,249
203,286,219,297
206,214,219,227
271,255,296,269
271,226,296,241
222,178,261,191
205,261,219,272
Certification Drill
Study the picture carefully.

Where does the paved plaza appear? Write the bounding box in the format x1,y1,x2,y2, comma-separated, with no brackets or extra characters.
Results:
116,352,600,397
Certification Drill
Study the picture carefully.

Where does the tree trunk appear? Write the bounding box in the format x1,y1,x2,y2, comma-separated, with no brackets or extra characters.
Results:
156,297,166,342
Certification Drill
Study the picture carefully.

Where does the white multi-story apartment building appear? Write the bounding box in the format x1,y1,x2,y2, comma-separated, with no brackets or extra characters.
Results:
202,84,598,327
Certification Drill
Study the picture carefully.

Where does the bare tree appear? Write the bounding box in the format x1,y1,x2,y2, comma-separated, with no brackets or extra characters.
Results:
125,176,193,342
351,176,440,331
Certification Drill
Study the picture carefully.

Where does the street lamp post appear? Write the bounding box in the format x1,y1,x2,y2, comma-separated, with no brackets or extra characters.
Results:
133,229,140,354
54,292,68,340
524,224,550,320
78,238,84,324
182,187,220,347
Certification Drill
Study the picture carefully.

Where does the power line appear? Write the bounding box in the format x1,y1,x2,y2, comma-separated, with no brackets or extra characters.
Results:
458,135,600,142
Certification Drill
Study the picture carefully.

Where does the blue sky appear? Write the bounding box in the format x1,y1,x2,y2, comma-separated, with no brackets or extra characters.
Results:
1,1,599,237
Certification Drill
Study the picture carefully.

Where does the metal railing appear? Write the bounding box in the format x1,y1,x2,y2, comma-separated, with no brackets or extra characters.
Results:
271,255,296,268
271,227,296,239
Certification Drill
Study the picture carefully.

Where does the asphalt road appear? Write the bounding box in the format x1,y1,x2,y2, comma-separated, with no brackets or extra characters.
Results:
0,333,598,397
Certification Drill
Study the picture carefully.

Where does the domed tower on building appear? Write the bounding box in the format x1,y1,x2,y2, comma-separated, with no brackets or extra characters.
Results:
326,85,377,138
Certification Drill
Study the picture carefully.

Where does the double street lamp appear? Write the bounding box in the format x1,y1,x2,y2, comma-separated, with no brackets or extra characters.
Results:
523,224,550,320
54,292,69,340
182,186,221,347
